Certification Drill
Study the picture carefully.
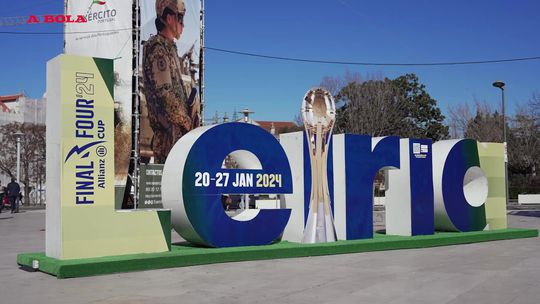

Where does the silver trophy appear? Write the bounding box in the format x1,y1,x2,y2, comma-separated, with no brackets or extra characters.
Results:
301,88,337,243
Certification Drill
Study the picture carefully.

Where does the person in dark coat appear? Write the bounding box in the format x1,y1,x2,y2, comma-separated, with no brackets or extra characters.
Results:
7,178,20,213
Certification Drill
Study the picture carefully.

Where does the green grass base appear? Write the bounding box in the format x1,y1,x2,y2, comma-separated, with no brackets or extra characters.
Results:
18,228,538,279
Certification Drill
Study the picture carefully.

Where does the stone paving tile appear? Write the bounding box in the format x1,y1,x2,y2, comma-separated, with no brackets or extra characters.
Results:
0,209,539,304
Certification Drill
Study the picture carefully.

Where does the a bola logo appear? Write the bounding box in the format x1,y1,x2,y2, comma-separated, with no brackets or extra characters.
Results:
27,15,87,24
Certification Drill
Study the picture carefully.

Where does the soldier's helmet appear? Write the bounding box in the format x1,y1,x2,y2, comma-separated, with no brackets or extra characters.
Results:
156,0,186,17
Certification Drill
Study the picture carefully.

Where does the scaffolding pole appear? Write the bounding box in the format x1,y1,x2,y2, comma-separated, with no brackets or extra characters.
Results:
131,0,141,209
200,0,205,126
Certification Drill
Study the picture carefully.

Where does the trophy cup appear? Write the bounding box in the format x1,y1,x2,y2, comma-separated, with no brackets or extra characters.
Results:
301,88,337,243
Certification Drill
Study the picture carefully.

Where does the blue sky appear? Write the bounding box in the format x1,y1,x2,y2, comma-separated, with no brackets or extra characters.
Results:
1,1,539,122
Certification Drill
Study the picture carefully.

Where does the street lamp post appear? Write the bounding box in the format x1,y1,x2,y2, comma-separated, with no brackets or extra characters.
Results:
492,81,509,206
14,131,24,184
239,108,254,210
14,131,24,207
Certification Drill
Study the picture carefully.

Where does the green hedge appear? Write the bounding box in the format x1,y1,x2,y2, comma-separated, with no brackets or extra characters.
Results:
509,187,540,200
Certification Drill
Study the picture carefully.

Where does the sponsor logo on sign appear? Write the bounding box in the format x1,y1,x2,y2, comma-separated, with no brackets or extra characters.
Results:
413,142,429,159
27,15,87,24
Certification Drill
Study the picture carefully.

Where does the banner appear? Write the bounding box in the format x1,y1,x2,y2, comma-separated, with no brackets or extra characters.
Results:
65,0,133,194
45,54,170,259
65,0,203,208
140,0,202,166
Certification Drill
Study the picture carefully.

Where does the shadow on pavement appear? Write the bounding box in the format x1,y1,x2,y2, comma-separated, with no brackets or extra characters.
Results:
19,265,38,273
508,210,540,218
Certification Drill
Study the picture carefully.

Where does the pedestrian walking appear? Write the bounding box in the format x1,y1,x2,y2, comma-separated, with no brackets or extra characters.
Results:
7,178,20,214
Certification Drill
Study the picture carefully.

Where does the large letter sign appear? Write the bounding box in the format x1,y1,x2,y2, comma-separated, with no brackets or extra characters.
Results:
433,139,488,232
333,135,400,240
42,56,509,264
386,138,435,236
162,123,293,247
46,55,170,260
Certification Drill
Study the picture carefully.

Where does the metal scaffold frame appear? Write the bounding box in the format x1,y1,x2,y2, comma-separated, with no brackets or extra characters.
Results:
131,0,141,209
200,0,205,126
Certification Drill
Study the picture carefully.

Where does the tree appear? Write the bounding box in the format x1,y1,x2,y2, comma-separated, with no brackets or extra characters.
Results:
508,112,540,177
447,102,473,139
319,70,365,97
447,100,504,141
328,73,448,140
508,96,540,180
447,95,540,198
335,79,411,136
524,91,540,177
529,91,540,120
392,74,449,140
465,109,504,142
0,123,46,205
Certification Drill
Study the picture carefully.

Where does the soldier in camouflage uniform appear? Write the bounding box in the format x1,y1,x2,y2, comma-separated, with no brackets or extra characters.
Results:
143,0,200,164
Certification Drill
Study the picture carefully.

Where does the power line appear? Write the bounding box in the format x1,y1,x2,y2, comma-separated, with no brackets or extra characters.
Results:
0,28,132,35
1,28,539,67
205,47,540,67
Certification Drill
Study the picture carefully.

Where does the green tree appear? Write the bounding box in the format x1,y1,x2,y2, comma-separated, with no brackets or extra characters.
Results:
330,73,448,140
392,74,449,140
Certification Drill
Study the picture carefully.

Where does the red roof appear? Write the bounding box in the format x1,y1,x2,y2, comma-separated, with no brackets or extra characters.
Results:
256,121,298,133
0,94,23,103
0,94,23,113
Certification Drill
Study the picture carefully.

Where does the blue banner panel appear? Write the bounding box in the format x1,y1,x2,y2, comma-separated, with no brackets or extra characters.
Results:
344,135,400,240
181,123,292,247
442,139,486,231
409,139,435,235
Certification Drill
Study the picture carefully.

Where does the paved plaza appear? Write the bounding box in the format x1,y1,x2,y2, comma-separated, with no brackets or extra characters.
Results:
0,209,539,304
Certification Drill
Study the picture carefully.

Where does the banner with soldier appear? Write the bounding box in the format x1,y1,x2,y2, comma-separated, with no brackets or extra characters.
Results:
65,0,203,209
139,0,202,208
140,0,202,164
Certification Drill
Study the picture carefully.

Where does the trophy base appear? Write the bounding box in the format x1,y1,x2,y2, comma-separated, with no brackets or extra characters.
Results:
302,205,337,243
